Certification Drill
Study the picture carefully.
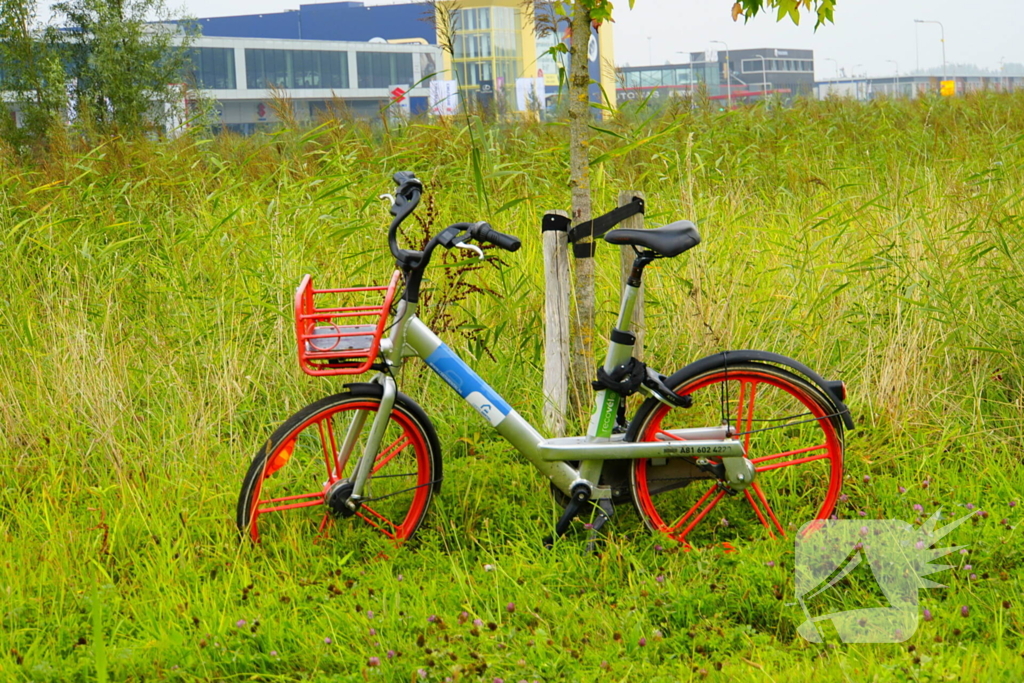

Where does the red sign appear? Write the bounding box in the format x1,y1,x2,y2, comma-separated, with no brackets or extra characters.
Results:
390,87,407,103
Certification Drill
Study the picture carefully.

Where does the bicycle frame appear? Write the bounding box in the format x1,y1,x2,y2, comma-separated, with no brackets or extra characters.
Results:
344,271,743,504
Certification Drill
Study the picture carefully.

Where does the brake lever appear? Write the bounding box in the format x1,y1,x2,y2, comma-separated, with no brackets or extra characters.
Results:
454,241,485,261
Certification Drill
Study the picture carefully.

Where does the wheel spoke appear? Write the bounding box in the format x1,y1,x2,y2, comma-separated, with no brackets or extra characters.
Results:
371,434,411,474
677,489,727,540
741,381,757,454
754,451,831,472
752,443,829,465
257,492,325,513
356,504,399,539
656,429,684,442
666,483,717,534
744,489,777,540
752,482,786,538
317,416,339,478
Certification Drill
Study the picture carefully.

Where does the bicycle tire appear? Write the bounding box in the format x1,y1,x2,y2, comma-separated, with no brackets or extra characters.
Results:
237,384,442,543
627,362,844,547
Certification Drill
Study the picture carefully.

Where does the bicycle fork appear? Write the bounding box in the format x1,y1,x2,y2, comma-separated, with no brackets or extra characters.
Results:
325,374,397,515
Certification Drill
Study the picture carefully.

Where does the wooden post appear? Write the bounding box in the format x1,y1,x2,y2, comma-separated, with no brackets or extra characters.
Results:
618,191,645,358
542,210,570,437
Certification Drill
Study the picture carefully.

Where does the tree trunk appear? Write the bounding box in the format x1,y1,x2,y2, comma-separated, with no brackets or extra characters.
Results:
567,3,593,424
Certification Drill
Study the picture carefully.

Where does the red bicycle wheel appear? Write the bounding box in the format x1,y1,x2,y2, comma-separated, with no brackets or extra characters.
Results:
629,363,844,548
237,387,441,543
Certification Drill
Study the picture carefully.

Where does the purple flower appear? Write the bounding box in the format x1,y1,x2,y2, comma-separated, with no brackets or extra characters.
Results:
966,503,975,510
960,548,969,555
853,542,863,551
368,656,380,667
970,573,977,581
913,504,923,512
922,479,930,489
493,679,504,683
720,518,729,527
235,619,247,628
964,564,972,571
1010,501,1018,508
387,650,397,659
417,670,427,680
1001,518,1010,525
369,628,377,636
656,575,665,584
961,605,970,617
473,618,484,627
923,608,933,622
324,637,332,645
863,475,871,483
766,561,775,567
583,523,594,530
506,602,516,613
859,526,869,537
898,486,906,494
653,544,664,552
638,637,647,647
981,510,990,519
367,610,375,619
397,574,404,581
915,541,926,550
270,650,278,657
839,494,849,502
428,615,438,623
858,510,867,517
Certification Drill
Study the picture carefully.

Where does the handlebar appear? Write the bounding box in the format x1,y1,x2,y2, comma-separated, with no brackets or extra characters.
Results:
469,222,521,252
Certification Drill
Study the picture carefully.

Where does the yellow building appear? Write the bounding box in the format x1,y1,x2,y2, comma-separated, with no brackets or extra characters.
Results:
435,0,616,109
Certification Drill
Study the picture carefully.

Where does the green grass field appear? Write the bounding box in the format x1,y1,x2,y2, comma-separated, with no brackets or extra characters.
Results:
2,93,1023,681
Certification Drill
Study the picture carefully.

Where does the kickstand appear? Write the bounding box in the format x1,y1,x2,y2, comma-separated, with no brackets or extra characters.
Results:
585,499,615,554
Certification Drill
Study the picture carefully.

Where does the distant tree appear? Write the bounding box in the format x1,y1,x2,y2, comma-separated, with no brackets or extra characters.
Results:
535,0,837,420
0,0,68,146
48,0,196,137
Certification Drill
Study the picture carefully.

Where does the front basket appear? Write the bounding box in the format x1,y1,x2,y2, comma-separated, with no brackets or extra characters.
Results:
294,271,401,376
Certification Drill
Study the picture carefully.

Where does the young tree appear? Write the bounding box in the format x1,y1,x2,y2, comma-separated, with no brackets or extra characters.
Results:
550,0,837,419
0,0,68,146
49,0,195,137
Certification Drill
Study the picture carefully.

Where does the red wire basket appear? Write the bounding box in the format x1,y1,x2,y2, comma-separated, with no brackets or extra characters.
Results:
294,270,402,376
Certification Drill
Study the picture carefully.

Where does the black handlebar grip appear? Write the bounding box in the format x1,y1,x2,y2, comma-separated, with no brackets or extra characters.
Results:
473,222,521,252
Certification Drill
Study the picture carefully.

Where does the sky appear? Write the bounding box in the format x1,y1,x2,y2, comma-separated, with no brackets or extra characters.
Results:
166,0,1024,79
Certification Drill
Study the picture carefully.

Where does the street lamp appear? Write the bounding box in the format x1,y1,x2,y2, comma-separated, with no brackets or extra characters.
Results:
886,59,900,97
710,40,731,109
915,19,946,84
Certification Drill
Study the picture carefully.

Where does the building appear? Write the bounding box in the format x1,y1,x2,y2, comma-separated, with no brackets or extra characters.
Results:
815,74,1023,100
187,0,617,123
183,34,440,134
617,48,815,107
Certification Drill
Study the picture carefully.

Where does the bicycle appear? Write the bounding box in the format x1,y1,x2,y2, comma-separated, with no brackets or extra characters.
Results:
236,171,854,549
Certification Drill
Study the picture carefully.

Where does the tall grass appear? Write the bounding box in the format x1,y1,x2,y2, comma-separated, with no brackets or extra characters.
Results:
1,93,1023,681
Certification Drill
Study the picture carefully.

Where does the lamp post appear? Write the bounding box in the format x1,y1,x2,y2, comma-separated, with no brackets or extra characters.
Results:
886,59,900,97
915,19,946,84
824,57,838,96
710,40,731,108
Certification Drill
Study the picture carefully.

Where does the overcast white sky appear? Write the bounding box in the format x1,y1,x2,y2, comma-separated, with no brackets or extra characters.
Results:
168,0,1024,78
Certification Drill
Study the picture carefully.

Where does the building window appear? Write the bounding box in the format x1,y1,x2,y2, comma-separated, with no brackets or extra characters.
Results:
356,51,414,89
245,49,348,89
186,47,236,90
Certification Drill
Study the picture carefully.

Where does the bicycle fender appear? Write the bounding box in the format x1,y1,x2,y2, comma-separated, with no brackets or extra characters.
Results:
655,350,854,431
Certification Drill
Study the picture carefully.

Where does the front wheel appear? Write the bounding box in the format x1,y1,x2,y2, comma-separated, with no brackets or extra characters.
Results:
628,363,844,547
237,386,442,543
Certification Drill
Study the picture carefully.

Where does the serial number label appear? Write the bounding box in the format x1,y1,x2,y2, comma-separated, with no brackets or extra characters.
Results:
663,445,735,455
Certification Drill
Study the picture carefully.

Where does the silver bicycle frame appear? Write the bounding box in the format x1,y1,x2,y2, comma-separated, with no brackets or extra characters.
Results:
348,276,743,502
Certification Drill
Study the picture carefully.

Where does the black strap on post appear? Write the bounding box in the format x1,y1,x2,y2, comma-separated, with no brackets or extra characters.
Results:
542,213,571,233
566,196,645,259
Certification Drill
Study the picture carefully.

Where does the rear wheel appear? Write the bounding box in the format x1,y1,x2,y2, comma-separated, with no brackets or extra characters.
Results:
629,363,843,547
237,386,441,543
